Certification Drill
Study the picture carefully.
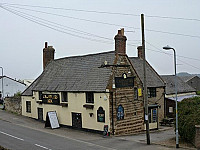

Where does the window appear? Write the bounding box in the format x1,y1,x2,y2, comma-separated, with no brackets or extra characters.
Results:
134,87,138,100
169,107,173,113
39,91,42,100
26,101,31,113
61,92,68,102
147,88,156,98
117,105,124,120
86,92,94,103
97,107,105,122
148,108,157,123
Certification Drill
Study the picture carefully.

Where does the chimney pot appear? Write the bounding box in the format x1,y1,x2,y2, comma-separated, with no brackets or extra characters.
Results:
45,42,48,48
121,28,124,36
118,30,121,35
137,46,143,58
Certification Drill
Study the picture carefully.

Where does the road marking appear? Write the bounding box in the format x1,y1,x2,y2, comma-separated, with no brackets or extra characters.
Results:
0,131,24,141
35,144,51,150
6,123,116,150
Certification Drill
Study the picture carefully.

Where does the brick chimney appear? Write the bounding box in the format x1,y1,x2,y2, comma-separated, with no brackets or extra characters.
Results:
43,42,55,70
137,46,143,59
114,28,127,55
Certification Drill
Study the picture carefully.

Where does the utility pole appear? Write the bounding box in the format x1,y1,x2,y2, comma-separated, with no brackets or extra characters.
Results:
141,14,150,145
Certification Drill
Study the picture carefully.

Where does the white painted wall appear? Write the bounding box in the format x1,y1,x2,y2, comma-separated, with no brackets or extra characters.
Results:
22,91,110,132
0,77,26,97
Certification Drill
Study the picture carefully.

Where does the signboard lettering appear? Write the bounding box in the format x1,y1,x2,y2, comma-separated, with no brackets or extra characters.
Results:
42,94,60,105
115,77,134,88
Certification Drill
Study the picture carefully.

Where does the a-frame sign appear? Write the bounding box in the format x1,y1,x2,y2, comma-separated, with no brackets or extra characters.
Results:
45,111,60,129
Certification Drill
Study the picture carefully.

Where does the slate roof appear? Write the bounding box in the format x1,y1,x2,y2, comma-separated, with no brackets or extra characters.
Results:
179,75,197,82
22,51,115,96
129,57,165,87
161,75,196,95
22,51,165,96
0,76,26,85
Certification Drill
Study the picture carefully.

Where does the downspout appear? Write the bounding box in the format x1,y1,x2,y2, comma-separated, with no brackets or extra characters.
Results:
111,92,114,135
164,84,166,118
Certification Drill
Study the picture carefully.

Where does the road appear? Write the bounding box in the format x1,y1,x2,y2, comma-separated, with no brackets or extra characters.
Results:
0,109,182,150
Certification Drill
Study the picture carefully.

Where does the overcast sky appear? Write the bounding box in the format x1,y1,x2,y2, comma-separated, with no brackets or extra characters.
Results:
0,0,200,80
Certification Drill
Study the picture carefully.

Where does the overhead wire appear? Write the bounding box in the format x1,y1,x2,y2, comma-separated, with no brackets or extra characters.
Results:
1,3,200,22
1,4,199,70
3,5,136,29
3,4,200,39
0,6,114,44
2,6,113,41
145,41,200,71
146,41,200,62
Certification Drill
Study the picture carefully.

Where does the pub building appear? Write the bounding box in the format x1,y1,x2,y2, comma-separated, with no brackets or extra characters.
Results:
22,29,165,135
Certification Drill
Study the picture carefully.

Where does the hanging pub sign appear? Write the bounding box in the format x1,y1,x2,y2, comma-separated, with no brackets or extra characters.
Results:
115,76,134,88
42,94,60,105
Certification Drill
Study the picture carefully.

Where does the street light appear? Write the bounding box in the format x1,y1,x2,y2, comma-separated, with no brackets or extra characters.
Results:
163,45,179,148
0,67,4,109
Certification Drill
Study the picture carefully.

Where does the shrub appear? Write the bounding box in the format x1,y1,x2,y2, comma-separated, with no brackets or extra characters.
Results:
178,96,200,143
14,91,21,98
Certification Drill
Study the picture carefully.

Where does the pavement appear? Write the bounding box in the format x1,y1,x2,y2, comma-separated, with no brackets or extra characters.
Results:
0,108,197,150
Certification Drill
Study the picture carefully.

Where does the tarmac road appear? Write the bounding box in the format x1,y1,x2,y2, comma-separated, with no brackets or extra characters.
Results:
0,109,183,150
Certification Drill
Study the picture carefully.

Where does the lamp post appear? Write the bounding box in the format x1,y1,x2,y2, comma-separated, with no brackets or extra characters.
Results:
0,67,4,109
163,45,179,148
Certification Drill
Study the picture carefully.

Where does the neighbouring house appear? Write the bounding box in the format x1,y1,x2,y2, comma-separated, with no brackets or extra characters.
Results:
129,46,165,129
0,76,26,99
21,29,164,135
20,79,34,87
161,75,197,118
179,75,200,91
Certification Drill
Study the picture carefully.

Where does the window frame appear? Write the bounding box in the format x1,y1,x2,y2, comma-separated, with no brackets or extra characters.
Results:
86,92,94,103
61,92,68,102
147,87,156,98
26,101,31,113
134,87,138,100
39,91,42,100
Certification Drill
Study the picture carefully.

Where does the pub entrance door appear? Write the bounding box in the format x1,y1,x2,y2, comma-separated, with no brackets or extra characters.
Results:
38,108,43,121
72,112,82,129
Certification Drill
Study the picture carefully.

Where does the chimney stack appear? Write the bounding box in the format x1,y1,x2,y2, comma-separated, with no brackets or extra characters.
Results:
43,42,55,70
114,28,127,55
137,46,143,59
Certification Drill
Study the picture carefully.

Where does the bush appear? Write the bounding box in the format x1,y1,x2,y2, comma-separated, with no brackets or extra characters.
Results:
178,96,200,143
14,91,21,98
197,91,200,95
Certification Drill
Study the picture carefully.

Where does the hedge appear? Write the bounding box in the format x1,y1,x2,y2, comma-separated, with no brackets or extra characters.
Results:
178,96,200,143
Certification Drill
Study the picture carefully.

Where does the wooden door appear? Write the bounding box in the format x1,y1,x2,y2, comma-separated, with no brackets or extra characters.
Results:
72,113,82,129
38,108,43,121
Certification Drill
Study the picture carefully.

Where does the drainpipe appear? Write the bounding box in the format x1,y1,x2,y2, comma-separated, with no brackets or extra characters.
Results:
111,92,114,135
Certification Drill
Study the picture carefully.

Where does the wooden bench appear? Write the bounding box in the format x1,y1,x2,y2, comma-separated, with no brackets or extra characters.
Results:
160,118,174,126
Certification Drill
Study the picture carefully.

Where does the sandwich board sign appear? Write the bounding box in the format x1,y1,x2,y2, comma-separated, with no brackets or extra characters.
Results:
45,111,60,129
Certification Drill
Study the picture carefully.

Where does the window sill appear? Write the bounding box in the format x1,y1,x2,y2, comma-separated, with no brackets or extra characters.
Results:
83,104,94,109
36,100,42,104
60,103,68,107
